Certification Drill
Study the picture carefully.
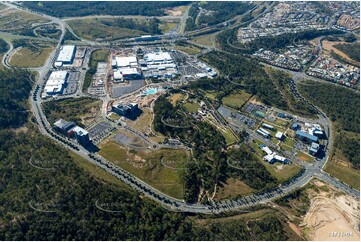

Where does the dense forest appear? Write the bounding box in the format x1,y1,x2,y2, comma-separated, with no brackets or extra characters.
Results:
153,95,276,203
334,42,360,62
23,1,189,17
0,38,9,54
0,69,32,129
0,69,299,241
299,81,360,168
198,51,288,109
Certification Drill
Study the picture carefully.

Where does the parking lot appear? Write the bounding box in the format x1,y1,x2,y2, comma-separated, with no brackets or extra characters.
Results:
63,71,79,95
243,103,269,117
230,112,257,128
112,79,145,98
89,121,113,138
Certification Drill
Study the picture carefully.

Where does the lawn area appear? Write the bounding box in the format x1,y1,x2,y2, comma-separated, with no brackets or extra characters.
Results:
98,140,189,199
192,33,215,47
274,118,290,128
263,162,303,183
325,151,360,190
89,49,110,68
204,91,218,101
9,47,54,68
222,128,238,145
174,45,202,55
169,93,185,106
283,137,296,147
296,151,314,163
66,18,146,41
222,90,252,109
281,144,293,152
183,102,200,113
159,21,177,33
109,113,121,121
214,178,254,201
125,108,152,133
42,97,102,126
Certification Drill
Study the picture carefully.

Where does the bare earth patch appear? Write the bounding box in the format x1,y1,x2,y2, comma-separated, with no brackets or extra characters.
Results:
301,180,360,241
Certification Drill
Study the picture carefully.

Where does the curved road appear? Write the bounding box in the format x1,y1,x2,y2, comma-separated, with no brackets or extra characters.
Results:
5,1,359,214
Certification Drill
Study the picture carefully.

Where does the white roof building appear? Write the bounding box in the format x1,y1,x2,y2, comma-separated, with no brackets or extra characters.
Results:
261,146,273,155
275,131,284,140
71,126,89,136
113,70,123,80
57,45,76,63
115,56,138,68
144,52,172,63
120,67,140,75
44,71,68,95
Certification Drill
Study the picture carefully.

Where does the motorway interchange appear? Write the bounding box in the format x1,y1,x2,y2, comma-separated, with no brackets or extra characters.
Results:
3,2,359,214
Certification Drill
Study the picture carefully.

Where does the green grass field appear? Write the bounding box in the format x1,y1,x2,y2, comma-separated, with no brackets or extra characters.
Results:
169,93,185,106
263,162,303,183
192,33,215,47
159,22,177,33
9,46,54,68
98,140,189,199
296,151,314,163
222,128,238,145
174,45,202,55
183,102,200,113
325,152,360,190
215,178,254,201
125,108,152,134
66,18,146,41
222,91,252,109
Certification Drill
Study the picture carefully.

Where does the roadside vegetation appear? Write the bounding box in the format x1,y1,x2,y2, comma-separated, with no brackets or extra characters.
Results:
43,97,102,127
298,80,360,189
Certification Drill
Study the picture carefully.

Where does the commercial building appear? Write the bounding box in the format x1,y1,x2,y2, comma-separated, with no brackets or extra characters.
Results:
44,71,68,95
295,130,318,144
120,68,142,80
262,123,275,130
275,131,284,140
72,126,90,146
309,142,320,156
257,128,270,138
135,35,160,42
291,122,300,130
55,45,76,66
112,103,139,117
115,56,138,68
53,119,75,135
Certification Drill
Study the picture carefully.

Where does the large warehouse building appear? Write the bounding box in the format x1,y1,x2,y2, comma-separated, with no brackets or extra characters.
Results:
44,71,68,95
55,45,76,66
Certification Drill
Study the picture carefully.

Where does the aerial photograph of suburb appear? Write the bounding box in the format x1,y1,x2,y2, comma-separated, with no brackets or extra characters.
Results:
0,1,359,241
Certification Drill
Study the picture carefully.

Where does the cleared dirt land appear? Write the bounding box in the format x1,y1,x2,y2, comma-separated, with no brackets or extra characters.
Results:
322,40,359,66
301,180,360,241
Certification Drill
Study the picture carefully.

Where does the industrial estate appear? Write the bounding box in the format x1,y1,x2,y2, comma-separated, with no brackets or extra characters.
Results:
0,1,359,241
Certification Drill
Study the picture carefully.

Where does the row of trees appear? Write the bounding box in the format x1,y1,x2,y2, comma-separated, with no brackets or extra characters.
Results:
23,1,189,17
0,38,9,53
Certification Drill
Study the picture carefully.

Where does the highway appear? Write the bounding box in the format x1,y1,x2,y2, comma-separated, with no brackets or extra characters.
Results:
3,1,360,214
